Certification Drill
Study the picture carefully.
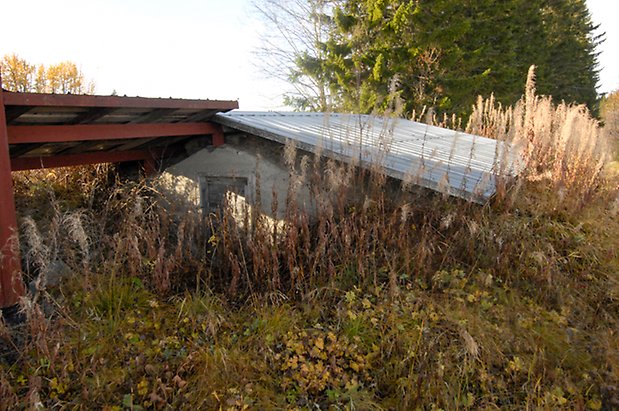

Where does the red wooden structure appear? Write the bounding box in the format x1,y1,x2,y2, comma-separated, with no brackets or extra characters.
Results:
0,78,237,311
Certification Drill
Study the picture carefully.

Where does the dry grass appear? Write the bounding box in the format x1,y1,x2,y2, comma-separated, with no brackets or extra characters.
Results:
466,66,611,209
1,75,618,409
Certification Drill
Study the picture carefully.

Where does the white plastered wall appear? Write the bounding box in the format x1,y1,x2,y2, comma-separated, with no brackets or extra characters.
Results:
156,136,315,220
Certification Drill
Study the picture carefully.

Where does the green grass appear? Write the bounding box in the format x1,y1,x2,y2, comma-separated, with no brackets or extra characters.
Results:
2,258,615,409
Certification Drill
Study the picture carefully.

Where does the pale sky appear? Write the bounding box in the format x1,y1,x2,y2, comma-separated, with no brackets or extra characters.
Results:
587,0,619,95
1,0,617,110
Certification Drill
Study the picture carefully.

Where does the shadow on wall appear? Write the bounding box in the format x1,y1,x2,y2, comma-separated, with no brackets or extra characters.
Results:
155,134,317,224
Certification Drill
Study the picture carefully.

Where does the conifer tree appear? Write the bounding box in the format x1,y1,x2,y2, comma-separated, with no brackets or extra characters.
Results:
537,0,601,112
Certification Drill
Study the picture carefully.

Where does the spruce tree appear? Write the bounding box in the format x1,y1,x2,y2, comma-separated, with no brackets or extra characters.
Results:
537,0,602,112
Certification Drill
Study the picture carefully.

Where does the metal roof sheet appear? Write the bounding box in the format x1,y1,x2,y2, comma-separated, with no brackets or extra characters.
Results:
215,111,522,202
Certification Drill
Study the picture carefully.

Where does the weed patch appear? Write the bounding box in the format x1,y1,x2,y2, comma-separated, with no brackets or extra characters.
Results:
2,79,618,408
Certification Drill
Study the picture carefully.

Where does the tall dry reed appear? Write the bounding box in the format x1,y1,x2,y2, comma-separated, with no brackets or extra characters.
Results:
466,66,611,207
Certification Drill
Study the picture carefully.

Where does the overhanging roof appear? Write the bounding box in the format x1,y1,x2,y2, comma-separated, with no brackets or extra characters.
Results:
0,88,238,308
215,111,522,202
4,91,238,170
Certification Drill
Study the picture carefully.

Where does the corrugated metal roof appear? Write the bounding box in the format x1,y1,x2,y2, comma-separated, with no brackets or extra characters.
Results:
215,111,522,202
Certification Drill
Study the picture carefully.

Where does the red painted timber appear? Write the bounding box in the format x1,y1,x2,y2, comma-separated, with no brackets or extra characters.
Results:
8,122,219,144
0,87,26,308
212,127,225,146
3,91,239,111
10,149,157,171
142,155,158,176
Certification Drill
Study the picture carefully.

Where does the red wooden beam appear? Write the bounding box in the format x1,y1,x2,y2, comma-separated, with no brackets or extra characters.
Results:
8,122,219,144
10,149,158,171
0,87,26,309
3,91,239,111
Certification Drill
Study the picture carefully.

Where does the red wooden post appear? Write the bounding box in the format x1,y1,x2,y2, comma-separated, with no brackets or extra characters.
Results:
212,124,225,146
142,152,158,176
0,82,26,309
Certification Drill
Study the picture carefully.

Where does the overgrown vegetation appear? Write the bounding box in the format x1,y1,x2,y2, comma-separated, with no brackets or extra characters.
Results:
601,89,619,147
1,77,618,409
